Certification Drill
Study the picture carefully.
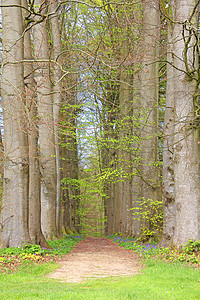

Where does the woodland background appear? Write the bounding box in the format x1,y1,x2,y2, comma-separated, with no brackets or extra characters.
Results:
0,0,200,249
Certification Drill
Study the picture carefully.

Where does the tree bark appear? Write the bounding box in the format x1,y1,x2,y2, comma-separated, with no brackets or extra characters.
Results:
64,101,80,233
33,0,56,239
22,0,48,247
116,71,133,235
140,0,160,239
101,82,119,235
49,0,63,236
0,0,30,247
131,71,143,237
162,15,176,245
171,0,200,246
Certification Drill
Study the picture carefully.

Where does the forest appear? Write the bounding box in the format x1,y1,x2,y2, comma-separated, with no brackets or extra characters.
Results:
0,0,200,250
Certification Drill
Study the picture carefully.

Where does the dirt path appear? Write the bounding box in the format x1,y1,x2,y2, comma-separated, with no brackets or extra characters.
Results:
47,237,141,283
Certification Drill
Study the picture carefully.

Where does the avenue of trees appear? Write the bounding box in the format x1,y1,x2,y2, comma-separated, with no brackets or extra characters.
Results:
0,0,200,248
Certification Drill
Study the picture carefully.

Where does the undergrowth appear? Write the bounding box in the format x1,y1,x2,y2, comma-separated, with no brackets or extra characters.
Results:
107,235,200,266
0,234,83,273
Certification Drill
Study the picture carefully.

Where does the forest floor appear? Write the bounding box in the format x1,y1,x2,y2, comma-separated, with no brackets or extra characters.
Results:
47,237,142,283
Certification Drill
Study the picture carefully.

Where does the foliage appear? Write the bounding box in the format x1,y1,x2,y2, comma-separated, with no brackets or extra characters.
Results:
131,197,163,241
0,235,83,272
62,174,106,237
183,239,200,255
108,235,200,266
21,244,45,255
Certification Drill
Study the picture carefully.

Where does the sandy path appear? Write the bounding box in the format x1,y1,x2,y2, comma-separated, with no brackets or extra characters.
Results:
47,237,141,283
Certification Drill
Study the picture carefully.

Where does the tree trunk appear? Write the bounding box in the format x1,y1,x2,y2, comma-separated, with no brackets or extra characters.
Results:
116,71,133,235
172,0,200,246
140,0,160,239
101,115,116,236
0,0,30,247
33,0,56,239
22,0,48,247
49,0,63,236
65,106,80,233
60,135,69,234
162,17,176,245
101,82,119,235
131,71,143,237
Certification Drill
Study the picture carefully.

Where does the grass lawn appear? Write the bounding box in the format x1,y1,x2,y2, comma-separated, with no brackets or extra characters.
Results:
0,259,200,299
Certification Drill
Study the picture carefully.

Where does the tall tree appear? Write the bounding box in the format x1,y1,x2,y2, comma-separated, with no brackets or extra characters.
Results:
58,3,81,233
33,0,57,239
139,0,161,238
49,0,63,235
170,0,200,246
0,0,30,247
22,0,48,246
116,72,133,235
162,2,176,245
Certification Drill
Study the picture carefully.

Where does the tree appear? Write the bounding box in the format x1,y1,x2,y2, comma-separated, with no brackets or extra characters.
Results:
33,0,56,239
162,1,175,245
139,0,161,238
167,0,200,246
49,0,63,235
22,0,47,247
0,0,30,247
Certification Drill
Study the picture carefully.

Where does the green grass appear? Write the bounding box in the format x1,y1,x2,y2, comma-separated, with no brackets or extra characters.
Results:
0,258,200,299
1,235,200,299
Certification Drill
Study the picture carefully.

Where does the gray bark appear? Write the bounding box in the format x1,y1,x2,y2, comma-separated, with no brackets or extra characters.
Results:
172,0,200,246
0,0,30,247
101,117,116,235
103,83,119,235
116,72,133,235
162,17,176,245
33,0,56,239
140,0,160,238
49,0,63,235
131,71,143,237
65,102,80,233
22,0,48,246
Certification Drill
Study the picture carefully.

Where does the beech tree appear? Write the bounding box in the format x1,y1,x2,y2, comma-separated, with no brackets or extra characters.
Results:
0,0,30,247
33,0,57,239
49,0,63,235
22,0,47,246
139,0,161,238
162,1,176,245
162,0,200,246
